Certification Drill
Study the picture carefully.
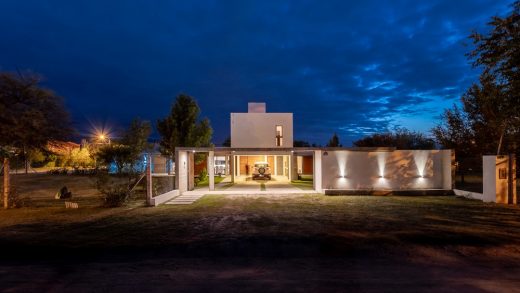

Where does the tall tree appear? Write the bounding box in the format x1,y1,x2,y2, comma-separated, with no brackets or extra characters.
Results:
469,1,519,154
354,128,435,150
432,104,476,158
0,71,73,208
434,2,519,155
120,117,152,166
327,133,341,147
157,94,213,156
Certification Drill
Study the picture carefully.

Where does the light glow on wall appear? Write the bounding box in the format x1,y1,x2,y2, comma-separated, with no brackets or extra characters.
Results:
336,151,348,178
377,152,387,178
413,151,429,178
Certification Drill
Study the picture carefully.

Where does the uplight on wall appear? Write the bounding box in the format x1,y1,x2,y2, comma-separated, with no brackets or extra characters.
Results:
377,152,387,179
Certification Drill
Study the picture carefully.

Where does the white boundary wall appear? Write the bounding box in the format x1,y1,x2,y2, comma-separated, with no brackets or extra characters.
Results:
320,149,452,190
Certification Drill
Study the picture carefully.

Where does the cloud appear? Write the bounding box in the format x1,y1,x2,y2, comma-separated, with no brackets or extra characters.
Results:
0,0,512,145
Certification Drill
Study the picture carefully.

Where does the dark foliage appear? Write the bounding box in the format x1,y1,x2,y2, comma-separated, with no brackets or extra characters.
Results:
157,94,213,156
354,128,435,150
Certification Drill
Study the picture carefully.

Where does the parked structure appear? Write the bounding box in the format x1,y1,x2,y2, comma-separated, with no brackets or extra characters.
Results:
174,103,454,195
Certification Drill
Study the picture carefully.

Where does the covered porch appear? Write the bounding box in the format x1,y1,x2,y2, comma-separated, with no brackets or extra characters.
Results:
174,147,320,194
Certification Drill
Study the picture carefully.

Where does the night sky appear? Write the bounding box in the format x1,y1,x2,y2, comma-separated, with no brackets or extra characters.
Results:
0,0,512,146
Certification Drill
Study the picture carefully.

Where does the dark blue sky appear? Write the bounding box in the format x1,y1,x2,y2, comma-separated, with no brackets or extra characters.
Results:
0,0,512,145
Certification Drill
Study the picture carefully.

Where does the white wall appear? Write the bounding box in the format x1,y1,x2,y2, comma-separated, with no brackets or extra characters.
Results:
231,113,293,148
321,149,452,190
175,150,189,193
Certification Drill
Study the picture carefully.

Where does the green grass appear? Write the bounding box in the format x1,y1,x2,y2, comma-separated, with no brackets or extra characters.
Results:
1,174,520,256
195,175,226,187
2,174,520,291
291,179,314,190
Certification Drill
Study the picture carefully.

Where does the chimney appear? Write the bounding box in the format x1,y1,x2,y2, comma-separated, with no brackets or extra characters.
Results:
248,102,266,113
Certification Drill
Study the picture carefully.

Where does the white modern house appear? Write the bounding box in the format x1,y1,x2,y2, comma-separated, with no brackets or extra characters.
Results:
174,102,454,195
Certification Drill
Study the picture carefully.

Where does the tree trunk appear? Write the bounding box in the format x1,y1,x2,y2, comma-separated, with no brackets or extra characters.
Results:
24,145,28,174
3,157,9,209
497,124,506,156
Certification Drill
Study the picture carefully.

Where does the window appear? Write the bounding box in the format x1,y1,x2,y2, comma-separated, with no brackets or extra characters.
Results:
276,125,283,146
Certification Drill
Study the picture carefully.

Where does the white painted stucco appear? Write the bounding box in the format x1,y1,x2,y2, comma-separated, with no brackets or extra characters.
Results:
320,149,452,190
483,155,517,203
231,112,293,148
175,150,189,193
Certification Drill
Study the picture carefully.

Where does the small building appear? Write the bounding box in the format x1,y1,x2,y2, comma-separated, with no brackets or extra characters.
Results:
175,103,453,195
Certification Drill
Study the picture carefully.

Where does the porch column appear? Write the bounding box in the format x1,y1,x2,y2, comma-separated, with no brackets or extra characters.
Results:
230,155,235,183
313,150,323,193
225,156,230,175
188,151,195,191
274,155,278,176
175,150,189,194
290,153,298,181
237,155,241,176
208,151,215,191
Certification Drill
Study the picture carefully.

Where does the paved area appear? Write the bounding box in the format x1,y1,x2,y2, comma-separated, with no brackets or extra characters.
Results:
165,177,317,204
164,192,206,205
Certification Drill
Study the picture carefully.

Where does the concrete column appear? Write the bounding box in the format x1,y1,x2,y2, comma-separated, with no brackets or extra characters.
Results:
225,156,230,175
230,155,235,183
313,150,322,193
290,153,298,181
188,151,195,191
237,155,241,176
175,150,189,194
208,151,215,191
273,155,278,176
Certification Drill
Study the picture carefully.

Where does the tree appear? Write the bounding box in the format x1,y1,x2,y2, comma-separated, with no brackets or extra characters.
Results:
327,133,341,147
467,1,519,154
120,118,152,168
354,128,435,150
294,140,311,147
96,144,133,174
0,71,73,208
157,94,213,156
222,136,231,147
432,104,476,158
434,2,519,155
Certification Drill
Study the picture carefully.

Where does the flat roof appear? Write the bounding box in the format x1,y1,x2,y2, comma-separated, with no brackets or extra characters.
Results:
175,146,398,153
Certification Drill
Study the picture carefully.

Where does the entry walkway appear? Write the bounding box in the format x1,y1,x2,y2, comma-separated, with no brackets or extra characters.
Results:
165,179,317,205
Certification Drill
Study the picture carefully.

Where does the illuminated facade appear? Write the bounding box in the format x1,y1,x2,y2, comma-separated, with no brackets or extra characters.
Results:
174,103,453,194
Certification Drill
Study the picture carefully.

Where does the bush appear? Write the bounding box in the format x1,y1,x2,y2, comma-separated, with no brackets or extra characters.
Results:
7,187,32,208
199,168,208,182
95,172,132,207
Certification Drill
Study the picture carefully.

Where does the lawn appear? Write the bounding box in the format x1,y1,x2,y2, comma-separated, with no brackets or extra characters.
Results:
1,174,520,291
195,174,226,188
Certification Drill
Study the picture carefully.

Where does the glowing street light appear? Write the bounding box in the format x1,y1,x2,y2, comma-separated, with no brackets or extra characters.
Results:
96,132,110,144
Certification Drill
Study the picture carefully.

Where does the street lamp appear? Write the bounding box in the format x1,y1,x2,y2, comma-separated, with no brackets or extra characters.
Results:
96,132,110,145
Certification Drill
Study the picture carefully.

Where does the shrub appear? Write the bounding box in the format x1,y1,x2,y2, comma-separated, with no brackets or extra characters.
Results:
199,168,208,182
7,187,32,208
95,172,132,207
